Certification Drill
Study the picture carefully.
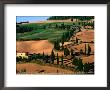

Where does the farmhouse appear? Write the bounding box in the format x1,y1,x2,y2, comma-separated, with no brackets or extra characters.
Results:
16,52,28,59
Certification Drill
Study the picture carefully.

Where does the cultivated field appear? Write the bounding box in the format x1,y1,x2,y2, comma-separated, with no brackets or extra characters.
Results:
17,40,54,55
17,23,69,42
16,40,64,56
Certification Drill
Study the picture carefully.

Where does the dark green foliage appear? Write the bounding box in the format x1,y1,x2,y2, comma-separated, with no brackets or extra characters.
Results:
54,40,60,50
77,59,83,71
64,48,70,56
55,24,58,29
16,25,33,33
72,57,83,71
83,62,94,73
83,63,90,73
16,56,22,62
47,16,94,21
72,57,94,73
28,53,50,61
16,56,28,62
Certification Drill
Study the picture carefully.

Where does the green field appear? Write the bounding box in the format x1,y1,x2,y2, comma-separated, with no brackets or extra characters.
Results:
17,29,68,42
16,23,70,42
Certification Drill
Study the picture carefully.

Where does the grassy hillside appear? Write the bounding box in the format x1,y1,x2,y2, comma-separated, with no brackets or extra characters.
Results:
16,23,69,42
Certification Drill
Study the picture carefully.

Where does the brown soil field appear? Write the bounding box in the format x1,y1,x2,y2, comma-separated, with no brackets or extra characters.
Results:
75,30,94,42
17,40,64,56
81,55,94,63
16,63,74,74
17,40,54,55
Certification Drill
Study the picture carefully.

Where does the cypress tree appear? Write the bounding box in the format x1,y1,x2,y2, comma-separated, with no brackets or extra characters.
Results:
54,40,60,50
43,52,45,61
51,50,55,64
64,48,70,56
76,37,78,44
56,53,59,65
85,44,87,55
61,55,64,65
80,49,83,55
87,44,91,55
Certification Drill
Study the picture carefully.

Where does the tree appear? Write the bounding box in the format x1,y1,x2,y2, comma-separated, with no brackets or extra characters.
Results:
72,57,83,72
56,53,59,65
51,49,55,64
87,44,91,55
43,52,45,61
71,18,73,21
48,24,51,28
83,63,90,73
55,24,58,29
61,55,64,65
80,49,83,55
54,40,60,50
76,37,78,44
16,25,33,33
77,58,83,71
72,57,78,65
64,48,70,56
85,44,87,55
